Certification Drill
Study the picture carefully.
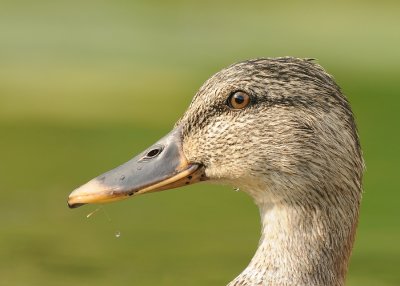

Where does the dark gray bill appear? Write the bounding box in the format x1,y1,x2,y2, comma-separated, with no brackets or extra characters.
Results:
67,128,206,208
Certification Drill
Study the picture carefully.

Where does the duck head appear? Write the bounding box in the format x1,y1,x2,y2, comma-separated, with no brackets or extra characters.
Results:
68,57,362,209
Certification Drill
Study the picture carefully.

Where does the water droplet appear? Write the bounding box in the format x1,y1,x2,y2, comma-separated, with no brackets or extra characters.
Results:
233,187,240,192
115,231,121,238
86,208,100,218
120,175,125,181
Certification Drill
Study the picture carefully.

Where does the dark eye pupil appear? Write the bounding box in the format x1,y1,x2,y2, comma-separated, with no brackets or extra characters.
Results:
234,95,245,104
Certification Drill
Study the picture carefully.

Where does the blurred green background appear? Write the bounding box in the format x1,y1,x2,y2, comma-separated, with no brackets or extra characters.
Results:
1,1,399,285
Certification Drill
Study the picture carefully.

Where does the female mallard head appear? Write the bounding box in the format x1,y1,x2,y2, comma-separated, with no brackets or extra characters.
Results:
68,57,363,286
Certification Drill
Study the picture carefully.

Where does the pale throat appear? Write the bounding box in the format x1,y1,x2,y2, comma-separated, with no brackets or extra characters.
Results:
228,183,354,286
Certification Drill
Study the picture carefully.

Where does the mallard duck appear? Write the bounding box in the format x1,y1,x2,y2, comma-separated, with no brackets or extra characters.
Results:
68,57,364,286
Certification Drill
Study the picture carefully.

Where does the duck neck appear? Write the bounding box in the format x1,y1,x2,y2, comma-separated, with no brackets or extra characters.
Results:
228,190,359,286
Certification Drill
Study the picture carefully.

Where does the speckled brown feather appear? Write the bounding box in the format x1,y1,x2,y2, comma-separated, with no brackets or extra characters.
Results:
176,57,364,286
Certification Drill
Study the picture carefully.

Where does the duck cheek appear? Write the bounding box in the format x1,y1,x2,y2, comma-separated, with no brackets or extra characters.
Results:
203,166,228,181
202,162,243,182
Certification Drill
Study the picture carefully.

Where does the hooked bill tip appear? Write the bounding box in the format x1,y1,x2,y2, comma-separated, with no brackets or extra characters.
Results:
68,202,86,209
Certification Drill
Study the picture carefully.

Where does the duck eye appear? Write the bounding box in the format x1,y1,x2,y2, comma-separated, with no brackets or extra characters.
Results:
227,91,250,109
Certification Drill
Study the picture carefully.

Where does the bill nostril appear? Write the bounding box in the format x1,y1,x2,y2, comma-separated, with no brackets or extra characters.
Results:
145,146,163,159
147,149,160,157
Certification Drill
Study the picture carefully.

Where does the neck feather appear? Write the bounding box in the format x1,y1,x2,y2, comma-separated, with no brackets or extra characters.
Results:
228,184,360,286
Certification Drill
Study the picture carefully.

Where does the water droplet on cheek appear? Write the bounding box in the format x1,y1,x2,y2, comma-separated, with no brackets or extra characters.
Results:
115,231,121,238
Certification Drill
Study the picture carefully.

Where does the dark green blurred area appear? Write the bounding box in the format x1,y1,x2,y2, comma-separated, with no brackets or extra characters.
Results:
1,1,399,285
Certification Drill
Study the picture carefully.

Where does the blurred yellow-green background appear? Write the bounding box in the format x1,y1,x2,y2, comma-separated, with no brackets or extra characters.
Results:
1,1,399,285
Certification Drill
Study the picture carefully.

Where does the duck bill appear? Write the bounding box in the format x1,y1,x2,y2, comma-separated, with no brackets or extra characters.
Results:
67,128,206,208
